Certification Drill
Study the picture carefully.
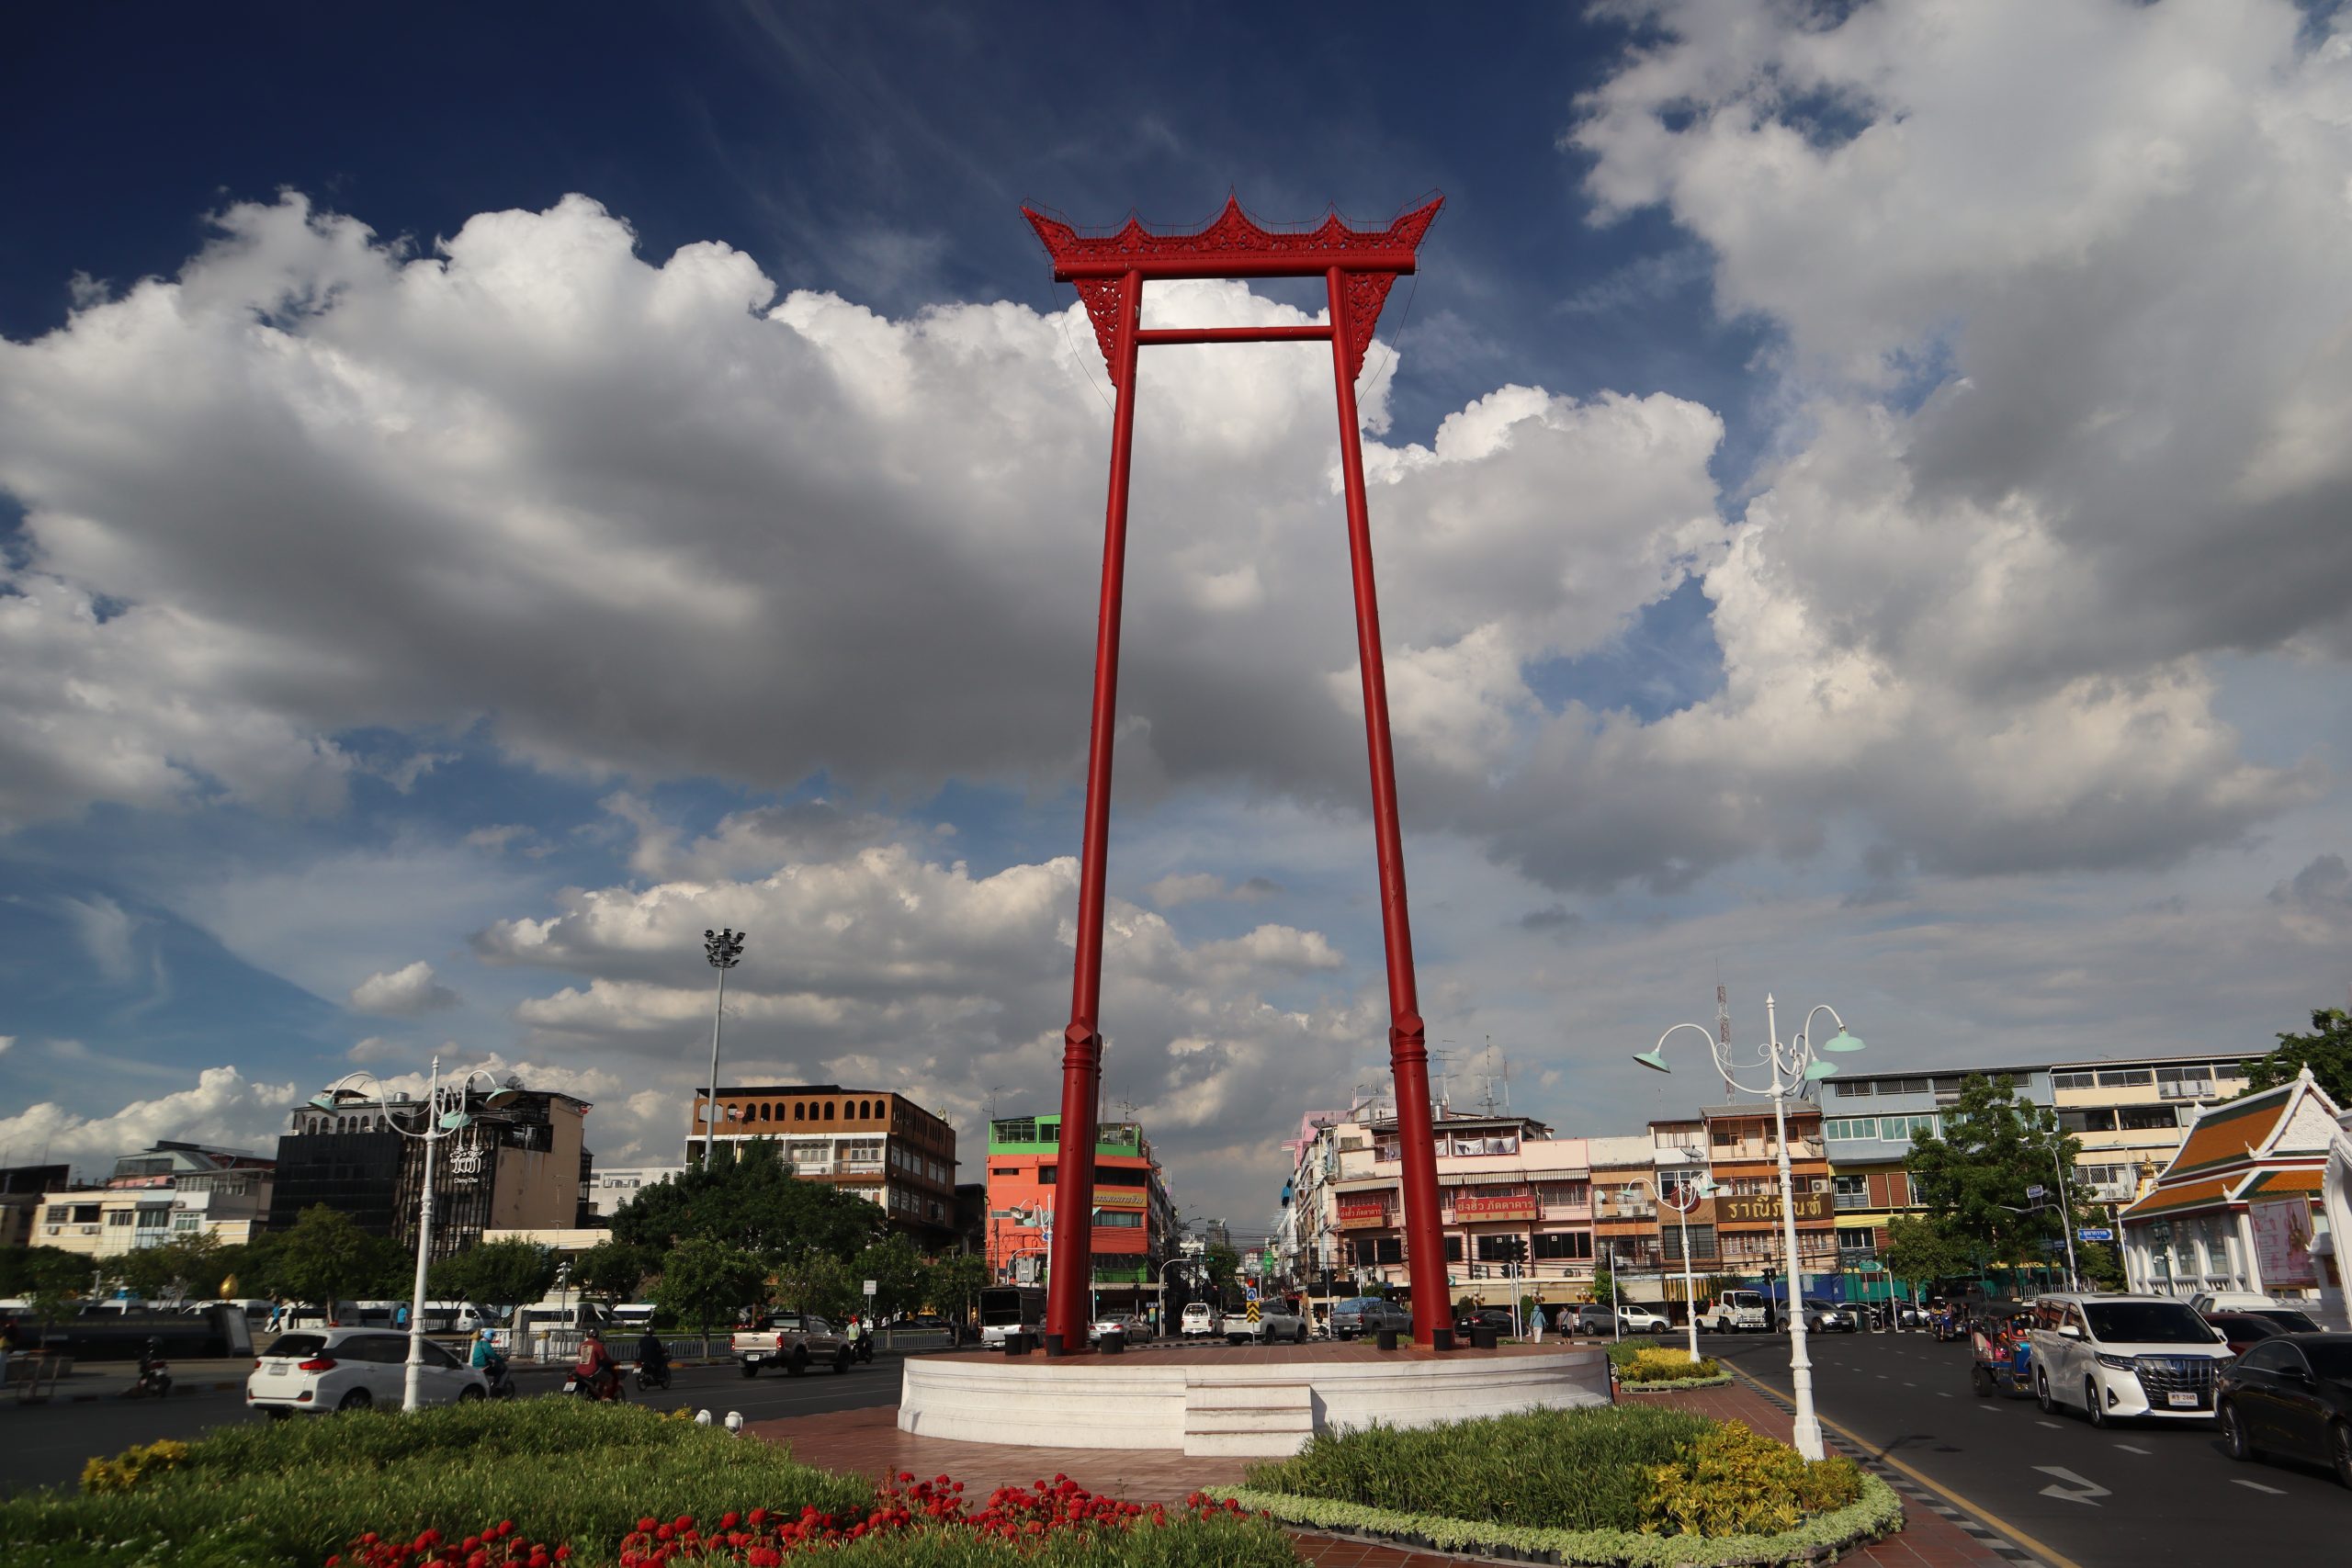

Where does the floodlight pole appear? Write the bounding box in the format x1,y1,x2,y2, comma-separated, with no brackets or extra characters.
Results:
694,929,746,1168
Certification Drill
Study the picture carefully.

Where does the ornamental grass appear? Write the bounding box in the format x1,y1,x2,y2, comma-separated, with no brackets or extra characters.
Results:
1615,1348,1724,1383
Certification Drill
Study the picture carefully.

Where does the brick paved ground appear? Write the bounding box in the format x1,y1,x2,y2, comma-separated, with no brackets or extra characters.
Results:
751,1378,2029,1567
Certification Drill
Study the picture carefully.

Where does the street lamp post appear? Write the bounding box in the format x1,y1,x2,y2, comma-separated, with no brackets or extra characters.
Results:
690,928,746,1169
1634,992,1862,1462
1626,1151,1718,1362
311,1059,518,1413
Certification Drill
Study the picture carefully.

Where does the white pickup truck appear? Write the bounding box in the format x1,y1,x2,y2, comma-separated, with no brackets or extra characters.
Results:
1224,1300,1308,1345
731,1312,854,1377
1695,1290,1769,1334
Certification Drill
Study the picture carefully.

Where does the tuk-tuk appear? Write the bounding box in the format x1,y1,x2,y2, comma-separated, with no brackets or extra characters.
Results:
1969,1303,2037,1397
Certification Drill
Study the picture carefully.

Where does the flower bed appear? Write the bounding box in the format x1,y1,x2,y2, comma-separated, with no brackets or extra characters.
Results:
1224,1409,1897,1568
1614,1348,1731,1391
0,1404,1295,1568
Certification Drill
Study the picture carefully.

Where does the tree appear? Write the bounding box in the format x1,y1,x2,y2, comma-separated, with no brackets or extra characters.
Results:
851,1235,927,1321
654,1238,769,1338
1904,1074,2086,1278
116,1234,224,1304
571,1240,657,1305
2243,1007,2352,1104
426,1239,559,1322
1882,1215,1973,1297
924,1252,990,1325
1591,1266,1618,1307
769,1247,857,1319
1,1246,95,1329
609,1145,884,1263
272,1206,410,1312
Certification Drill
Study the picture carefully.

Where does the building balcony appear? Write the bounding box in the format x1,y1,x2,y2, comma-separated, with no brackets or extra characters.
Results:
1833,1191,1873,1211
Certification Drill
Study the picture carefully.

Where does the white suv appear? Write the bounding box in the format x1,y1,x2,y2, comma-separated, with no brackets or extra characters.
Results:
2029,1293,2233,1427
247,1328,489,1417
1180,1302,1222,1337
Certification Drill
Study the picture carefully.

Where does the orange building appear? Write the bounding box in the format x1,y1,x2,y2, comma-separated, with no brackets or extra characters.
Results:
984,1114,1177,1319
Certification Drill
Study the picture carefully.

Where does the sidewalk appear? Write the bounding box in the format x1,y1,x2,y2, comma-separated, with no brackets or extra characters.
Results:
6,1356,256,1404
752,1381,2026,1568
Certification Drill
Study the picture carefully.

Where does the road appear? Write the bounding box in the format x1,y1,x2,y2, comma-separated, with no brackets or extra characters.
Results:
1705,1329,2346,1568
0,1356,900,1496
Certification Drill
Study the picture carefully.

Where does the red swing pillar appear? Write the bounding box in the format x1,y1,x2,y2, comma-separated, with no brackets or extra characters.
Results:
1026,197,1452,1348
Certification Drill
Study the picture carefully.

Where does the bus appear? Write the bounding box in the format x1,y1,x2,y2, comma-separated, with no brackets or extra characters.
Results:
977,1285,1046,1347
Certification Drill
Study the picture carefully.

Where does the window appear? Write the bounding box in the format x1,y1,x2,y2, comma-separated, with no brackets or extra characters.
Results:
823,1102,835,1122
1889,1077,1929,1095
793,1103,804,1122
1831,1081,1873,1098
1878,1115,1938,1143
2059,1108,2118,1134
2097,1068,2154,1088
1532,1231,1593,1260
1824,1118,1878,1141
1094,1211,1141,1227
1443,1237,1463,1261
1660,1225,1714,1262
2213,1063,2248,1081
1476,1234,1523,1262
1838,1227,1878,1253
1352,1237,1403,1266
1833,1174,1870,1209
2119,1106,2179,1131
2052,1071,2097,1090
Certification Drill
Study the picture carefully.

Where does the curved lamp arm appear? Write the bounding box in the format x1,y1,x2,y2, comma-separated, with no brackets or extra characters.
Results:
1634,1020,1782,1099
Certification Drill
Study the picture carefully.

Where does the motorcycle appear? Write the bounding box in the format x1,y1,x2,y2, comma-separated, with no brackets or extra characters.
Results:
564,1365,625,1402
851,1335,873,1366
130,1360,172,1399
634,1359,672,1392
478,1359,517,1400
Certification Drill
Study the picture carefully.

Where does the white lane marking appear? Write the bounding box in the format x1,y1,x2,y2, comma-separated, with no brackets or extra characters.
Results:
2037,1420,2064,1429
2231,1478,2288,1495
2114,1443,2152,1455
2035,1465,2110,1506
1938,1392,1953,1398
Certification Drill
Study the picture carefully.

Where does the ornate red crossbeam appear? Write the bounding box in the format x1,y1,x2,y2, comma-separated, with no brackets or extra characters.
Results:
1020,195,1454,1351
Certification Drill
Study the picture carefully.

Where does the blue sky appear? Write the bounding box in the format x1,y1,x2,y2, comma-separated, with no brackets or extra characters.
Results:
6,0,2352,1230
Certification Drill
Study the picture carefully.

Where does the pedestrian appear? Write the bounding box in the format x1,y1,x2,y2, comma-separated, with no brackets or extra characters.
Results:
394,1303,409,1331
1531,1304,1546,1343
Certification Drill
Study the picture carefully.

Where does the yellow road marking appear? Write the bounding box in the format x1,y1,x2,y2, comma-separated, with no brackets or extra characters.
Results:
1725,1365,2090,1568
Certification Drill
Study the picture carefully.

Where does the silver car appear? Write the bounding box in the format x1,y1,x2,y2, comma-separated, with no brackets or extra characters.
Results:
1801,1298,1859,1333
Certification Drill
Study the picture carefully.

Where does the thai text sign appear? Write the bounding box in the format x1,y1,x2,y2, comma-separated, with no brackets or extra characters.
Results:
1091,1188,1146,1210
1453,1193,1539,1222
2250,1199,2318,1288
1338,1196,1391,1230
1714,1190,1833,1227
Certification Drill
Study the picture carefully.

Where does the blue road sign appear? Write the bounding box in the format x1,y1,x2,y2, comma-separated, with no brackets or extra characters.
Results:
2077,1227,2114,1242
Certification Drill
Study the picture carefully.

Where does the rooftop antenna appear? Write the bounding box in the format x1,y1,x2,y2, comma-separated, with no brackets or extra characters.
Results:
1715,976,1738,1097
982,1085,1010,1125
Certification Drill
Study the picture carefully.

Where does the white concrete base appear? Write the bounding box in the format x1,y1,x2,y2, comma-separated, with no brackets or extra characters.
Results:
898,1348,1611,1458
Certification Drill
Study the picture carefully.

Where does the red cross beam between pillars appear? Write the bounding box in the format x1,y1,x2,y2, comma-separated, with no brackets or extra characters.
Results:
1021,194,1453,1350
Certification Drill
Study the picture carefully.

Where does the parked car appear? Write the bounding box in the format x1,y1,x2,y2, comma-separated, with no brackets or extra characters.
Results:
1617,1305,1672,1334
2191,1291,2287,1315
1227,1301,1309,1344
2204,1309,2322,1357
1089,1313,1151,1344
2030,1293,2234,1427
246,1328,488,1417
1454,1307,1517,1337
2217,1332,2352,1487
1179,1301,1223,1337
1696,1291,1768,1334
1329,1296,1411,1339
1801,1299,1860,1334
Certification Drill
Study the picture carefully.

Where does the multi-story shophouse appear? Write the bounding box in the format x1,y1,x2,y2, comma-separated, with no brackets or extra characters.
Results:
1820,1051,2259,1300
1324,1111,1595,1314
686,1084,959,1249
36,1143,277,1262
983,1114,1178,1320
1700,1100,1836,1312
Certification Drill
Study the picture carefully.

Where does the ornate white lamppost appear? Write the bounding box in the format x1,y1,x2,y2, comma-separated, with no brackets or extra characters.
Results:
311,1060,519,1412
1634,994,1863,1461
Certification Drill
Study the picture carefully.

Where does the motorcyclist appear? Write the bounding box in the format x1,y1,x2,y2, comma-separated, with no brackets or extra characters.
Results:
845,1314,871,1362
469,1327,510,1393
135,1337,170,1396
636,1328,669,1383
573,1326,621,1400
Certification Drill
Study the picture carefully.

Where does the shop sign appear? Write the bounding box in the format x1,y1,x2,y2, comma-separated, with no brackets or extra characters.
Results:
1091,1187,1146,1209
1338,1196,1391,1230
1714,1190,1833,1226
1453,1193,1539,1222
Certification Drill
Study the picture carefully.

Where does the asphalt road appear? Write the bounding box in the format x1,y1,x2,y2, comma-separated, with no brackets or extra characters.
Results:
1705,1329,2347,1568
0,1357,900,1497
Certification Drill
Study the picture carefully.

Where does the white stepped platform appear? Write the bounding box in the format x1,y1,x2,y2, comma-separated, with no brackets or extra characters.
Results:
1182,1381,1315,1457
897,1346,1611,1452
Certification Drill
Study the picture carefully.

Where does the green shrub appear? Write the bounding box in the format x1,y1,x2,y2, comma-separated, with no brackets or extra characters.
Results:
0,1403,871,1568
1642,1419,1864,1537
1242,1404,1711,1531
1617,1348,1724,1383
1604,1336,1661,1368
